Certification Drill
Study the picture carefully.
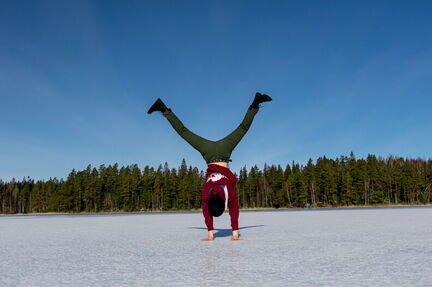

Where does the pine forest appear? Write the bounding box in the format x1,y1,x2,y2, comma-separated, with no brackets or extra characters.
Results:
1,153,431,214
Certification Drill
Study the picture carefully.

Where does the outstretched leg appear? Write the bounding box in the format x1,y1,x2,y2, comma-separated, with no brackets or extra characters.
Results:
218,107,258,151
163,109,212,153
218,93,272,151
148,98,212,155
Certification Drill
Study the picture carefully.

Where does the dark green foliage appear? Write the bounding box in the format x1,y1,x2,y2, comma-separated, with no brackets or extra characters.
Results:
1,155,431,213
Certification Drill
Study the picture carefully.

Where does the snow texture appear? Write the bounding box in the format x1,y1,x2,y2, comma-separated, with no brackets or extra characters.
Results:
1,207,431,287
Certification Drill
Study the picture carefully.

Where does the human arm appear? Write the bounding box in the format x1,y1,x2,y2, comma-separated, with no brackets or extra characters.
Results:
228,191,239,231
201,199,214,241
200,230,214,241
231,229,244,241
228,192,244,240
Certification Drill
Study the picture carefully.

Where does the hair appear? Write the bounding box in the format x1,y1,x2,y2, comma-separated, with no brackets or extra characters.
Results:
208,193,225,217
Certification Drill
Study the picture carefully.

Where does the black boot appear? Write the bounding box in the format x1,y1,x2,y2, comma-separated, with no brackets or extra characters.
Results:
147,98,170,114
250,92,272,109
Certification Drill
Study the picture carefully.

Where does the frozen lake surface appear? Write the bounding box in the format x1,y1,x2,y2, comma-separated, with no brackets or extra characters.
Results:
1,207,431,287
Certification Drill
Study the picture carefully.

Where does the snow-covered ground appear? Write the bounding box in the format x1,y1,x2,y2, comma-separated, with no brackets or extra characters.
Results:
1,207,431,287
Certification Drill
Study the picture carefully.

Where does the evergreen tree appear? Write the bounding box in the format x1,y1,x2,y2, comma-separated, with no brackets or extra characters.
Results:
304,159,317,207
1,154,431,214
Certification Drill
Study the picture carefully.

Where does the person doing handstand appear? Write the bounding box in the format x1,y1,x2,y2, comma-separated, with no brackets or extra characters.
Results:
147,93,272,241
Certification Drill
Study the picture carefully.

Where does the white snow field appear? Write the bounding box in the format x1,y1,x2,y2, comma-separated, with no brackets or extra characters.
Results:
1,207,431,287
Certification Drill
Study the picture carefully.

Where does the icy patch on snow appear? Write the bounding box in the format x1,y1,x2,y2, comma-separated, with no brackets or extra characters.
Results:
1,207,431,286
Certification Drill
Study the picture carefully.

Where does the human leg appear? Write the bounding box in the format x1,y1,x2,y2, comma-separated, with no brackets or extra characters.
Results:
162,109,212,154
217,107,259,152
148,98,213,156
147,93,271,163
217,92,272,152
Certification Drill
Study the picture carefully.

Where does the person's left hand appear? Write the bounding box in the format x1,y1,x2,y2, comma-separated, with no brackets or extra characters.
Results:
231,230,244,241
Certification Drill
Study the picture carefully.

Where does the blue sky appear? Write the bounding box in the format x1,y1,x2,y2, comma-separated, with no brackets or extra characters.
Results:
0,0,431,180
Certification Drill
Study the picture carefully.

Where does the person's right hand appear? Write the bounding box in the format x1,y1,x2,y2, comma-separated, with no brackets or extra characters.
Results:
200,230,214,241
200,237,214,241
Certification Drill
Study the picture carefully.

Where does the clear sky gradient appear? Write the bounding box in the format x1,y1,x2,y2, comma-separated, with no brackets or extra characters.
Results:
1,0,431,181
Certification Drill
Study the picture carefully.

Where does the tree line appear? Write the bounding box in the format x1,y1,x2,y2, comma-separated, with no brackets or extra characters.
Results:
1,153,431,214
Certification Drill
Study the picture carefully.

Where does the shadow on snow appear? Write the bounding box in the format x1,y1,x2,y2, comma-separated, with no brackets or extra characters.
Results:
188,225,264,238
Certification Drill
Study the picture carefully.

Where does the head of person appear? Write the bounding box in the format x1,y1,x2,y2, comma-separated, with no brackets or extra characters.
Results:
208,193,225,217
